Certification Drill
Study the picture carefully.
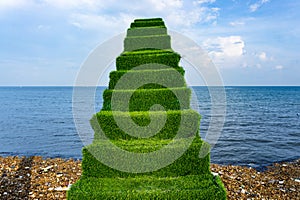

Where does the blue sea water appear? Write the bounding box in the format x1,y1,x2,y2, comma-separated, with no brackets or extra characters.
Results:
0,86,299,169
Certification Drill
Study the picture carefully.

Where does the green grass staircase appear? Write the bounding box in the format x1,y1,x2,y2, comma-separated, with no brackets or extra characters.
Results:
68,18,226,199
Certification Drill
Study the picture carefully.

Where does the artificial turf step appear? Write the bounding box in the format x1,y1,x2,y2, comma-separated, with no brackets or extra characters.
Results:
67,174,226,200
130,18,165,28
134,18,164,22
122,49,174,55
81,136,210,178
91,109,200,140
101,87,191,112
124,34,171,51
127,26,167,37
116,49,180,70
108,67,185,89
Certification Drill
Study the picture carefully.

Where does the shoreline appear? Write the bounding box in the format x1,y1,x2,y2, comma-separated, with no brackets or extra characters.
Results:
0,156,299,199
2,154,298,172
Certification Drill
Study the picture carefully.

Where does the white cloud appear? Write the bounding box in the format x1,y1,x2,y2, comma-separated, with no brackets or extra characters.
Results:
275,65,284,70
148,0,183,11
203,36,245,58
258,52,267,61
0,0,30,10
0,0,24,7
0,0,219,30
229,17,255,27
70,14,117,30
193,0,216,5
165,6,218,28
0,0,108,13
128,0,219,28
256,51,275,62
63,0,219,30
249,0,270,12
249,4,259,12
37,25,51,30
230,21,245,26
202,36,246,68
69,13,133,33
42,0,109,11
43,0,183,15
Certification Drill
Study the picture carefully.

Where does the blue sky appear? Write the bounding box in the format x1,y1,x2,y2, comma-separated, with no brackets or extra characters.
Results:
0,0,299,86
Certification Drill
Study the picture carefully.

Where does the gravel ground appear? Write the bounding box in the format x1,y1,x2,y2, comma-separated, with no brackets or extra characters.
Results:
0,156,299,200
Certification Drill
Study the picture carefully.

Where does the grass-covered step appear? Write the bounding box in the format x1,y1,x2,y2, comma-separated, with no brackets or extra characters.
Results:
123,49,174,55
130,18,165,28
101,87,191,112
91,109,200,140
116,50,180,70
134,18,163,22
124,35,171,51
81,136,210,178
127,26,167,37
67,174,226,200
108,68,185,90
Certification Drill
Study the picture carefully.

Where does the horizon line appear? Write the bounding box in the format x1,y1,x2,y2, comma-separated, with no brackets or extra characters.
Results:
1,85,300,87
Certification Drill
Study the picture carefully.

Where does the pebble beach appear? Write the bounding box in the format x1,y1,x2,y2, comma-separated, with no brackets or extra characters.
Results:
0,156,299,199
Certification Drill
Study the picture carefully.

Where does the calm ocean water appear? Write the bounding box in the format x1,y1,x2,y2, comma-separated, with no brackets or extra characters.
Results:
0,86,299,169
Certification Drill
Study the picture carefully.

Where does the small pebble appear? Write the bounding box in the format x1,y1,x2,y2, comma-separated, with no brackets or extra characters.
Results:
268,180,276,184
54,186,69,191
211,172,218,176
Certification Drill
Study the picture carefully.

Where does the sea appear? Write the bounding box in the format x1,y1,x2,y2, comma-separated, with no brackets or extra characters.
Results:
0,86,299,170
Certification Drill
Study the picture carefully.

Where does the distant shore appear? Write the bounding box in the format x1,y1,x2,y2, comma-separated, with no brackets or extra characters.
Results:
0,156,299,199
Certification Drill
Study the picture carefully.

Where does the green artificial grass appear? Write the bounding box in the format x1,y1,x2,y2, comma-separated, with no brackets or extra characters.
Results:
134,18,163,22
108,67,185,89
127,27,167,37
68,174,226,200
68,17,227,200
91,110,200,140
116,49,180,70
124,35,171,51
101,87,191,112
122,49,174,55
81,136,210,178
130,18,165,28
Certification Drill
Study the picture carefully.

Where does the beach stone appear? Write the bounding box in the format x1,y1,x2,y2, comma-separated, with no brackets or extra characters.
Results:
0,156,299,199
